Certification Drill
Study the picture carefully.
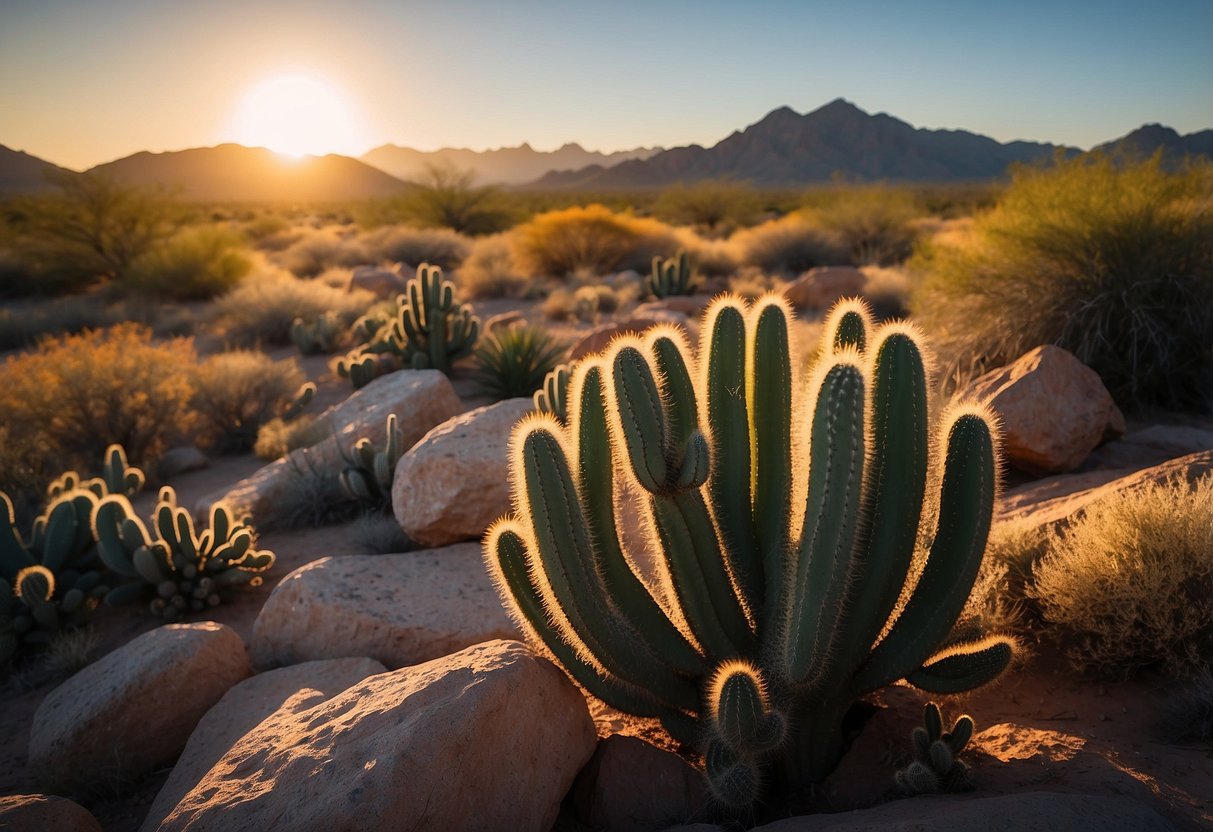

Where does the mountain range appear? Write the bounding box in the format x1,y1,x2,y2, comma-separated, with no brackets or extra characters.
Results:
2,99,1210,201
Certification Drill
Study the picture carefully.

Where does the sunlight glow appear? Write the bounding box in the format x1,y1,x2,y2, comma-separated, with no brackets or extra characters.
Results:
227,74,365,158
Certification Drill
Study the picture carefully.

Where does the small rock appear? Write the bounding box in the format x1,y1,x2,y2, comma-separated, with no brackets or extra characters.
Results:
634,296,712,320
0,794,101,832
570,313,690,361
250,543,518,670
29,622,250,794
782,266,866,312
347,265,406,299
140,657,385,832
158,640,597,832
392,398,532,547
960,345,1123,475
196,370,462,519
573,735,710,831
156,445,208,478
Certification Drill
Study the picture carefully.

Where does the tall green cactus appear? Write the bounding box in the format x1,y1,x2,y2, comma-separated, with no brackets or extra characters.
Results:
485,293,1013,812
389,263,480,374
648,249,696,299
338,413,405,507
92,487,275,619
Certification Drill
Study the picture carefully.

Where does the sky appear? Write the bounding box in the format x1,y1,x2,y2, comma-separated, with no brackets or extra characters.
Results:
1,0,1210,170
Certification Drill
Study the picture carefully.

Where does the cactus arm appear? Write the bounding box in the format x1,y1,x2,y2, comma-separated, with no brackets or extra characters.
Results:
783,360,867,687
855,408,997,693
92,496,143,577
0,493,35,581
648,330,699,453
906,636,1015,694
822,299,873,354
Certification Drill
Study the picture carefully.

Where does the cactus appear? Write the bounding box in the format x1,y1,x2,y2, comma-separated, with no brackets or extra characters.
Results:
47,444,146,502
648,249,696,299
485,294,1013,812
388,263,480,375
92,487,275,620
533,363,572,424
895,702,977,794
291,312,344,356
336,349,384,390
281,382,316,422
338,414,405,508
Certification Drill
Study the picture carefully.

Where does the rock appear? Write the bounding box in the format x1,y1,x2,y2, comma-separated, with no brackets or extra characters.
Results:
484,310,525,334
29,622,250,794
157,445,208,477
570,313,690,361
196,370,461,519
158,640,597,832
782,266,866,312
960,345,1123,475
347,265,406,299
573,735,710,831
250,543,518,670
633,296,712,320
392,398,531,547
1080,424,1213,472
0,794,101,832
997,450,1212,532
140,657,385,832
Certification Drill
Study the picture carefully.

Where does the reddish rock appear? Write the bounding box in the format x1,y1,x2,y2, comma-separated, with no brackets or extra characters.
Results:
570,313,690,360
960,345,1123,475
782,266,866,312
573,735,710,831
158,640,597,832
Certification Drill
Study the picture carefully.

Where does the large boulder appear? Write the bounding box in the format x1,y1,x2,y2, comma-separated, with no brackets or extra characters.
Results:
782,266,866,312
250,543,517,670
572,735,709,831
570,313,690,361
0,794,101,832
392,398,532,547
960,345,1124,475
141,657,385,832
196,370,462,519
29,622,250,794
157,640,597,832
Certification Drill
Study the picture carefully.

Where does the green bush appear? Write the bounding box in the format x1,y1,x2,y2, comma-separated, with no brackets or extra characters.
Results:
911,154,1213,411
388,163,512,235
652,181,761,232
190,351,306,452
214,268,372,346
472,325,568,401
124,226,252,300
809,186,922,266
730,214,844,276
274,227,370,278
1029,475,1213,678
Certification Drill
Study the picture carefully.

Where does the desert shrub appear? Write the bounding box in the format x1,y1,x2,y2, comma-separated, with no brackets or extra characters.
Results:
540,283,625,323
0,323,195,498
1029,475,1213,678
809,186,922,266
255,456,361,531
730,214,844,275
123,226,252,300
727,267,781,301
652,181,761,232
389,163,512,235
911,154,1213,411
472,325,568,401
454,234,529,299
253,413,331,460
214,267,373,346
275,227,371,277
1156,670,1213,743
0,295,124,352
361,225,470,270
513,204,679,278
242,212,292,242
675,229,739,278
350,512,413,554
860,266,914,320
983,519,1049,604
190,351,306,452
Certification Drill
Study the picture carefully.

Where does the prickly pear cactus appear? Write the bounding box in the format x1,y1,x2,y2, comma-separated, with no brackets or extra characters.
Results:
47,444,146,502
895,702,977,794
648,249,696,299
92,487,275,620
485,294,1014,813
338,413,405,508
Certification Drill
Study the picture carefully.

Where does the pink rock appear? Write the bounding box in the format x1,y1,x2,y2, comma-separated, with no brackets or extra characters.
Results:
572,735,710,831
782,266,866,312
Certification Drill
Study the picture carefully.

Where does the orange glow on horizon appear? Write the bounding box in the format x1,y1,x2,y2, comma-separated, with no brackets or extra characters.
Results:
226,74,366,158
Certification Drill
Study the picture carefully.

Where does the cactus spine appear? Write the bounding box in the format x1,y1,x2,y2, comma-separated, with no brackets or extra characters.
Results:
485,294,1013,812
338,413,405,507
648,249,696,299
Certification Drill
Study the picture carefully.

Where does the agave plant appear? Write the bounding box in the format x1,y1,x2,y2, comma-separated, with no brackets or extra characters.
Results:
485,293,1013,811
473,325,568,402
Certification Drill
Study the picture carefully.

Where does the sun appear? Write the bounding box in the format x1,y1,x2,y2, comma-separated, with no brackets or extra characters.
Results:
227,74,365,158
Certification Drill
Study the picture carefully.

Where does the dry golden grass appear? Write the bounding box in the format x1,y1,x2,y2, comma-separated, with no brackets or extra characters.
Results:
512,204,679,278
190,351,307,452
213,263,372,346
729,214,844,276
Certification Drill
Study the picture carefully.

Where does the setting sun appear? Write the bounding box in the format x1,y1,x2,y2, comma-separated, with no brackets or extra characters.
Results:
227,74,364,158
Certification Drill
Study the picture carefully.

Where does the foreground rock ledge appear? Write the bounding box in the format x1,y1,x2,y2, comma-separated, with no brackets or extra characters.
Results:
29,622,250,795
0,793,101,832
250,543,518,670
157,640,597,832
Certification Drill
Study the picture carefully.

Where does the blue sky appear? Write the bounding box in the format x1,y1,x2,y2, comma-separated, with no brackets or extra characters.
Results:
1,0,1210,169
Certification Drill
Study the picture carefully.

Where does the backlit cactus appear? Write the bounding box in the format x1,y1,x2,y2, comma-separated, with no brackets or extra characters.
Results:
338,413,404,507
92,487,275,619
533,363,572,424
388,263,480,374
47,444,146,501
895,702,977,794
336,350,383,390
485,293,1013,811
648,249,696,299
291,312,344,356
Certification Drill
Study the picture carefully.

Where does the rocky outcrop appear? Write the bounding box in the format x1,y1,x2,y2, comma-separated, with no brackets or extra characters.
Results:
140,657,385,832
392,398,531,547
250,543,517,670
782,266,866,312
570,313,690,360
0,794,101,832
28,622,250,794
960,345,1123,475
196,370,461,519
572,735,709,831
157,640,597,832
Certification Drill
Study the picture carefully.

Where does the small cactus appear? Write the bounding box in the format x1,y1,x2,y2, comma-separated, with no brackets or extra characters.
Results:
388,264,480,374
337,350,384,390
533,363,572,424
895,702,977,794
338,413,405,508
648,249,696,299
291,312,344,356
281,382,316,422
47,444,146,502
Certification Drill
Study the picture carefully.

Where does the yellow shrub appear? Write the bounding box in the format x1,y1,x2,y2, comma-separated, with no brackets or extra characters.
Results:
190,351,306,451
513,204,678,278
